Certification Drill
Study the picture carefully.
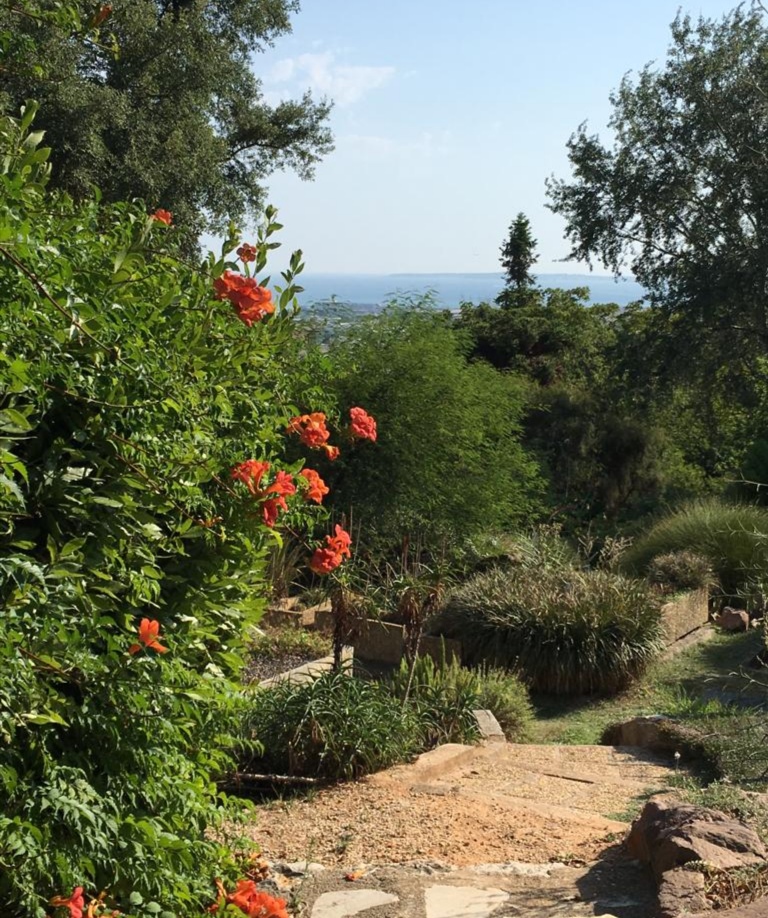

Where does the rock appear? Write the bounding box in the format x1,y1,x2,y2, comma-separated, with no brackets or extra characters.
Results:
602,715,680,752
470,861,565,877
657,867,710,917
688,899,768,917
472,709,505,743
715,608,750,631
627,796,767,880
311,888,399,918
423,885,509,918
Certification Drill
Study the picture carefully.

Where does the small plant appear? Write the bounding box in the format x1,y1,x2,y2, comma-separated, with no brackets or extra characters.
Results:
389,655,481,747
474,666,534,741
622,500,768,607
647,550,712,594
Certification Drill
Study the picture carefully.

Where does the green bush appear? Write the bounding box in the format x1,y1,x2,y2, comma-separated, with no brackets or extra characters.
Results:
389,655,481,747
389,655,533,744
475,666,534,741
432,564,663,695
622,499,768,605
646,550,713,594
0,108,327,916
241,672,419,780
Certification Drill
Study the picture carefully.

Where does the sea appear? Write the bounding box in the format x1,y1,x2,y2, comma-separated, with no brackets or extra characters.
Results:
293,273,645,314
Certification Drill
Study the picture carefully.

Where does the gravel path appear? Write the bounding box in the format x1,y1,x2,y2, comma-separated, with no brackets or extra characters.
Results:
245,742,679,869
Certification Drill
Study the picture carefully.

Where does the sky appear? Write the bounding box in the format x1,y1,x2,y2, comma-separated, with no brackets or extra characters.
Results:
243,0,743,275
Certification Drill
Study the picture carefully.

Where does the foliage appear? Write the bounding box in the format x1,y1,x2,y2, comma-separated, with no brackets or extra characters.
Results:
323,304,542,545
432,554,664,695
622,500,768,605
456,287,618,387
646,550,713,594
0,106,326,916
547,4,768,382
472,666,533,741
389,654,481,747
498,212,538,298
240,671,419,780
0,0,333,241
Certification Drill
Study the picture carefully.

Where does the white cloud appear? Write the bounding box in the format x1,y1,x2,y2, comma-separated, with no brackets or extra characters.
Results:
265,52,394,106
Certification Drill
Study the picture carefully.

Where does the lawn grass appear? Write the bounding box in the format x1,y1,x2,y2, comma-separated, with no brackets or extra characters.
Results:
529,628,766,746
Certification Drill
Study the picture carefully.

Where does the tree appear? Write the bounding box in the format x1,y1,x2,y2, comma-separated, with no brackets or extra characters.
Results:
547,3,768,375
498,212,538,303
457,286,618,386
323,305,542,544
0,1,333,239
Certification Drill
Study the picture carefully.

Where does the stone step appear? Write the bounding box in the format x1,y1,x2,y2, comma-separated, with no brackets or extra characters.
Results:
300,862,648,918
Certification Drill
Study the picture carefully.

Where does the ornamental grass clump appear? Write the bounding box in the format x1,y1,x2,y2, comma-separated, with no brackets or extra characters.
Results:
646,550,713,595
432,565,663,695
389,655,533,744
622,499,768,605
241,671,419,781
389,654,482,747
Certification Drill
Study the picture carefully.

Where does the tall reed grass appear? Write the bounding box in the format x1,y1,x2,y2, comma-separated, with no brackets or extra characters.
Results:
622,499,768,604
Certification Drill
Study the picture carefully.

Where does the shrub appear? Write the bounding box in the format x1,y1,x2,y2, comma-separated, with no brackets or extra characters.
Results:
622,500,768,605
389,655,481,747
389,655,533,744
432,564,663,695
322,305,542,546
241,672,419,780
474,666,534,741
647,550,713,594
0,108,333,916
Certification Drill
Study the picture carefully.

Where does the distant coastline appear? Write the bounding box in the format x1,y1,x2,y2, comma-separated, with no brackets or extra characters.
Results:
296,272,645,312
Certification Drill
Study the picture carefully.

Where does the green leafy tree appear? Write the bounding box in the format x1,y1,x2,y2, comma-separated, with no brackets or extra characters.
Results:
547,3,768,374
497,212,538,307
457,287,618,387
323,305,542,545
0,0,333,240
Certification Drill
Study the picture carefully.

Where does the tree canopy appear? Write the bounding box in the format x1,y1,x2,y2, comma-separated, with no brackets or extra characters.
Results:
323,305,542,544
547,2,768,373
0,0,333,239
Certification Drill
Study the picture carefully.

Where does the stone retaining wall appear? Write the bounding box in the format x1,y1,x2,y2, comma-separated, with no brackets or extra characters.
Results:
315,611,461,666
660,588,709,645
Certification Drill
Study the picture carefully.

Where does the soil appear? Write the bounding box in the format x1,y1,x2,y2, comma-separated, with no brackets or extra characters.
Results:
243,651,323,684
244,742,679,870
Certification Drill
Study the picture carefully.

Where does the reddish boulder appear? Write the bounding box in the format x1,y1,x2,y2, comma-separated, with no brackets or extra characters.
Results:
714,608,750,631
658,867,710,918
627,797,767,880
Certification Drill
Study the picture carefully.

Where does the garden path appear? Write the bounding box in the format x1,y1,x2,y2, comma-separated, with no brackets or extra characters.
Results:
250,741,685,917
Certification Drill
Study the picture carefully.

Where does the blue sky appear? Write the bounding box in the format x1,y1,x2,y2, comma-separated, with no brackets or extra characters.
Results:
246,0,741,274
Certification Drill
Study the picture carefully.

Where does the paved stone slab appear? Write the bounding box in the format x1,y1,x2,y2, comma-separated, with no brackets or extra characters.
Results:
424,884,508,918
310,888,399,918
469,861,565,877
